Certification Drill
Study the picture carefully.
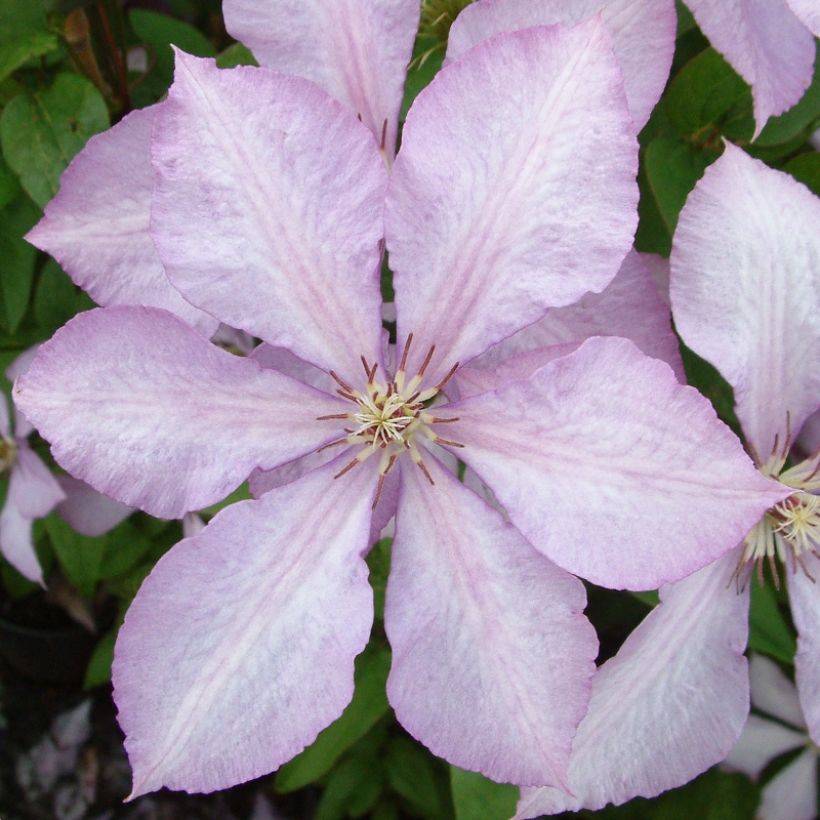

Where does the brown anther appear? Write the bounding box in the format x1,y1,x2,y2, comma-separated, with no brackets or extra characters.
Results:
434,361,460,393
337,389,358,403
434,436,464,449
318,437,352,453
429,416,459,424
372,454,398,510
334,457,362,479
398,333,414,373
416,459,435,485
330,370,354,392
417,345,436,379
380,118,389,151
316,413,350,421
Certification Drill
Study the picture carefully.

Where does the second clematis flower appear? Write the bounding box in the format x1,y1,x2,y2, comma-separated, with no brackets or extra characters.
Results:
15,23,783,798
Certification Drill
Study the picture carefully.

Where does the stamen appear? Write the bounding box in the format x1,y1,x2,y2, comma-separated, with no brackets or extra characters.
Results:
330,370,354,393
316,413,351,421
334,448,376,479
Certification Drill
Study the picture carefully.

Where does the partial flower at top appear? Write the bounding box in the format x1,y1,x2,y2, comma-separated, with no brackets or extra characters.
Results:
15,27,783,797
0,348,65,584
725,655,818,820
517,143,820,817
684,0,819,137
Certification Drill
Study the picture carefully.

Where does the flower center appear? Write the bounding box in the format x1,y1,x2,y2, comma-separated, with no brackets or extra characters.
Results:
317,333,462,508
737,428,819,588
0,436,16,474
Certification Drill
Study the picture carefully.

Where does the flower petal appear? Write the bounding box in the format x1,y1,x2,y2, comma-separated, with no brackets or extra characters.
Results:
683,0,816,135
671,144,820,462
0,498,41,583
0,394,9,439
25,106,217,336
515,552,750,816
469,250,683,381
385,454,597,787
15,306,345,519
758,749,818,820
447,0,676,130
447,336,787,589
222,0,419,156
113,455,377,796
748,653,806,728
57,475,133,538
724,714,806,779
8,445,65,519
789,554,820,744
386,21,638,382
151,52,387,380
786,0,820,35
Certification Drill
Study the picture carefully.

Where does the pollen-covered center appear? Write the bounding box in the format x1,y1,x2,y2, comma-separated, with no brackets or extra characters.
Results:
317,333,462,508
737,424,819,588
0,436,16,474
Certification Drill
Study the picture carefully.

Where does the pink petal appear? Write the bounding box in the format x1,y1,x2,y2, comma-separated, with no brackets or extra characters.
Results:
222,0,419,156
385,454,597,787
795,410,820,461
748,653,806,729
25,106,217,336
0,395,9,439
15,306,345,519
786,0,820,35
515,552,751,816
113,455,377,796
386,21,638,383
671,144,820,462
447,0,676,130
57,475,133,537
7,345,41,439
446,336,788,589
789,555,820,744
151,52,387,381
250,344,335,392
0,499,41,583
639,252,670,306
684,0,816,135
758,749,818,820
724,715,805,778
8,446,65,519
469,250,683,382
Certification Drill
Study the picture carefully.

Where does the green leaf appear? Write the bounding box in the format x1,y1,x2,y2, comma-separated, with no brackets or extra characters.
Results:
216,42,257,69
450,767,518,820
275,647,391,792
756,45,820,147
0,31,59,84
0,194,39,331
400,49,443,122
644,137,711,235
33,258,94,333
97,520,154,581
200,482,251,517
315,755,384,820
0,73,109,208
783,152,820,196
367,537,391,622
44,513,107,597
748,581,796,665
636,159,672,255
680,344,740,433
664,48,753,142
385,736,453,819
84,627,116,689
0,151,20,209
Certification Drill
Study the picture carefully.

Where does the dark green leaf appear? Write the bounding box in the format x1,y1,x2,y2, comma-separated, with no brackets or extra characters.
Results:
450,767,518,820
400,49,443,123
385,735,453,819
216,42,257,69
0,31,59,84
44,513,107,597
783,152,820,196
0,73,109,208
315,755,384,820
84,627,116,689
0,194,40,331
0,151,20,209
680,345,739,433
276,647,391,792
636,159,672,255
98,520,153,580
748,581,796,665
367,537,391,622
33,258,94,332
644,137,711,235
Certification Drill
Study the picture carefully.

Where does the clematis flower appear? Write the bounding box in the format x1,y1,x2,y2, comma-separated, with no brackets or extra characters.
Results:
725,655,818,820
0,349,65,584
16,27,783,797
684,0,820,137
516,144,819,817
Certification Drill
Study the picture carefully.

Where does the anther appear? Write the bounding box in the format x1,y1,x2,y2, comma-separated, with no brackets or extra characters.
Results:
334,448,375,479
316,413,351,421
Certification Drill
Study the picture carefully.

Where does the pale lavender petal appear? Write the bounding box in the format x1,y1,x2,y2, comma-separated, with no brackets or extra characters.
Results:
758,750,818,820
684,0,816,135
57,475,133,537
672,144,820,463
447,336,788,589
181,512,205,539
795,410,820,462
724,715,805,778
786,0,820,35
250,344,335,392
15,307,345,519
25,106,217,336
640,252,670,306
789,554,820,744
387,21,638,383
113,456,377,796
8,446,65,518
222,0,419,156
515,552,750,816
0,394,9,439
151,53,387,381
749,654,806,728
7,345,40,438
447,0,676,130
385,454,597,787
0,497,42,583
471,251,683,381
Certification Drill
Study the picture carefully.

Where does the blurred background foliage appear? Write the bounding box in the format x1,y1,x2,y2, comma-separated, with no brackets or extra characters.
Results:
0,0,816,817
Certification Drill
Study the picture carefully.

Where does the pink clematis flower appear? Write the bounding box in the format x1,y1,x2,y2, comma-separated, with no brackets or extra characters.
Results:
16,27,783,797
684,0,820,137
0,349,65,584
517,144,819,817
725,655,818,820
